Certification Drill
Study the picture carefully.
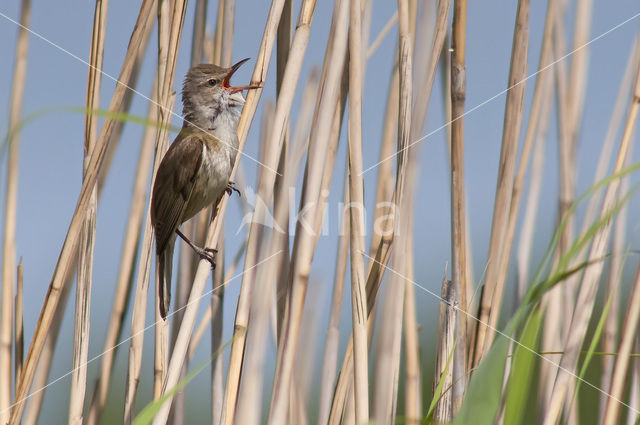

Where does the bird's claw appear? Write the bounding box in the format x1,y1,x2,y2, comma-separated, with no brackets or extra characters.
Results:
226,181,241,197
196,246,217,269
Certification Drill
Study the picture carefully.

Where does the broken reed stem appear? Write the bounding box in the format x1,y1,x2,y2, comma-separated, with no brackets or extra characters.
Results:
0,0,30,422
471,0,530,367
10,3,156,423
14,261,23,388
433,275,457,423
543,58,640,425
69,0,108,421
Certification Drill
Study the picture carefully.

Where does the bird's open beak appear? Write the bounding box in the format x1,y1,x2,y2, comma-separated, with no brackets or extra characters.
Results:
222,58,262,94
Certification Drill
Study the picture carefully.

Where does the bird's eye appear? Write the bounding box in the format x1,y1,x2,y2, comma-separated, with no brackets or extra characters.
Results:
207,79,217,86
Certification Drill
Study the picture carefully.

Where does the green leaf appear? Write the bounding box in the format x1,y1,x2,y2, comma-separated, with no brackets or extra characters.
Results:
503,306,542,425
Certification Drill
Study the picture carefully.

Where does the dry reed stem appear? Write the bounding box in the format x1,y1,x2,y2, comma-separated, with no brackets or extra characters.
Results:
14,261,23,387
274,0,292,340
151,0,285,422
233,102,280,425
218,2,316,424
543,60,640,425
433,275,457,423
449,0,470,408
267,1,348,423
499,0,554,305
186,239,246,360
366,11,398,59
370,1,413,422
403,223,421,423
85,72,159,425
346,0,370,420
168,7,209,425
603,258,640,424
123,96,173,425
0,0,30,422
599,38,640,422
9,2,156,423
600,147,633,425
471,0,530,366
68,1,108,421
220,0,235,67
317,171,350,425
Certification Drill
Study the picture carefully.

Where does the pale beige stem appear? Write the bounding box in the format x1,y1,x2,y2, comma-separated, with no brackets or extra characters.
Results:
0,1,30,422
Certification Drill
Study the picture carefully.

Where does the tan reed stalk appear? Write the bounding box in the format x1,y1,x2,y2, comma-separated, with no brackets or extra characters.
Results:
448,0,471,409
471,0,530,366
498,0,554,305
600,39,640,423
186,239,246,360
371,0,413,421
0,0,30,422
366,11,398,59
219,2,317,424
274,0,292,339
123,0,179,415
211,228,225,425
69,0,108,421
151,0,285,422
14,261,23,387
232,101,279,425
516,86,551,300
603,261,640,424
543,60,640,425
168,7,209,425
403,214,421,423
85,71,159,425
317,168,350,425
544,33,639,415
628,338,640,425
433,274,457,423
10,3,156,423
220,0,235,67
153,0,171,402
599,146,633,424
346,0,370,420
22,267,73,425
97,21,154,194
265,3,350,425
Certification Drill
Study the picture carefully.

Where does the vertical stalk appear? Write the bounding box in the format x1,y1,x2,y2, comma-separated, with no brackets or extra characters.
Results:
471,0,530,366
0,1,30,422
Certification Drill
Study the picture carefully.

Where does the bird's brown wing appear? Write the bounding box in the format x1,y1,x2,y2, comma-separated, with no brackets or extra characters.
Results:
151,132,204,253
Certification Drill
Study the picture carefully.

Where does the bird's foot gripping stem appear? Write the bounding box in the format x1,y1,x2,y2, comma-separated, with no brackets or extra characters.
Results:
176,229,217,269
226,181,241,197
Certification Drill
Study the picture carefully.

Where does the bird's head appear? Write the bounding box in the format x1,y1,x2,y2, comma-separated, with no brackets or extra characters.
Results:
182,58,261,115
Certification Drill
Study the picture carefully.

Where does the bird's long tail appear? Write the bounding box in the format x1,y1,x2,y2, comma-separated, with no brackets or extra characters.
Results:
157,241,174,320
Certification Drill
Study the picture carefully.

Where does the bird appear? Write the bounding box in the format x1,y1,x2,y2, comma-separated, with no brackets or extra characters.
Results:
151,58,260,319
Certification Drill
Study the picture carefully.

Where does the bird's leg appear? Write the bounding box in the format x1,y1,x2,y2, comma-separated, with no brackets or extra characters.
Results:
226,181,241,197
175,229,217,268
